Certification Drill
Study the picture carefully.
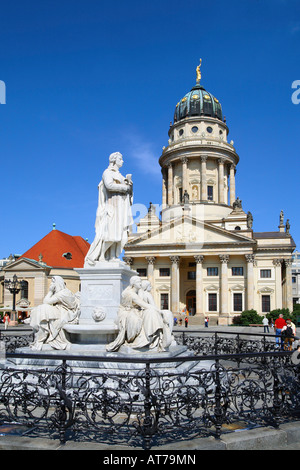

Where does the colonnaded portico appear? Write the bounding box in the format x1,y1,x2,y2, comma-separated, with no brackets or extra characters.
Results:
123,62,295,325
123,251,293,324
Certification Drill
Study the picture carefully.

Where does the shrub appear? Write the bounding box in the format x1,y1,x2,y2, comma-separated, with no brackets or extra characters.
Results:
266,308,297,324
233,309,262,326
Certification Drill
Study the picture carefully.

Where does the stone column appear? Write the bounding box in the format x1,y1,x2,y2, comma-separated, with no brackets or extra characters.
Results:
194,255,204,316
167,163,173,206
146,256,156,288
219,255,229,315
170,256,180,314
229,164,236,206
273,258,283,309
201,156,207,201
162,167,167,206
181,157,188,194
245,254,255,310
218,158,225,204
284,259,293,312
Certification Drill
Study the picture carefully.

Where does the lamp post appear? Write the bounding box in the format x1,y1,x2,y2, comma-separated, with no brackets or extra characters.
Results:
4,275,25,326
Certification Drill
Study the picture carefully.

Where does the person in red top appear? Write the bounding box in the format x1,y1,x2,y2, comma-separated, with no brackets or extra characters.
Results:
274,314,286,348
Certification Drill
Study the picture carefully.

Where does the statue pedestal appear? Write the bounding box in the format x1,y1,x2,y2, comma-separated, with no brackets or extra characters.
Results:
68,260,136,346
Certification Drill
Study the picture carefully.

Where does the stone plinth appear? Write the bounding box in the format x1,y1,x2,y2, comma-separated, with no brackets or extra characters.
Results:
65,260,136,346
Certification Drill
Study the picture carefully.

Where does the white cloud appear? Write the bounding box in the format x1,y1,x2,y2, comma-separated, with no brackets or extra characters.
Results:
123,131,162,178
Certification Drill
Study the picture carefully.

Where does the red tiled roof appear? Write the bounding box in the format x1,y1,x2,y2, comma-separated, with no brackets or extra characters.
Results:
20,229,90,268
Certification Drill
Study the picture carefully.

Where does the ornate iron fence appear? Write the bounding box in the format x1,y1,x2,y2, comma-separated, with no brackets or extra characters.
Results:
0,329,299,450
174,330,281,359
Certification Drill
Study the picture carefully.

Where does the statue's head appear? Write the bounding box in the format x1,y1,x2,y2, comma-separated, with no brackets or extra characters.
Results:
51,276,66,292
142,280,151,292
109,152,123,168
130,275,142,290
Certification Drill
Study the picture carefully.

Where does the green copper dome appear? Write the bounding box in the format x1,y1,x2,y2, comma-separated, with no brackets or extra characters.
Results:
173,83,223,123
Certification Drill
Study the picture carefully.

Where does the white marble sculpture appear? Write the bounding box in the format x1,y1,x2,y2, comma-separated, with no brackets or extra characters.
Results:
85,152,133,265
106,276,173,353
29,276,80,350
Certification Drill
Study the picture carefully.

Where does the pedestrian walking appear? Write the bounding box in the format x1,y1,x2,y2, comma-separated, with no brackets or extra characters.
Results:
184,316,188,328
205,316,209,328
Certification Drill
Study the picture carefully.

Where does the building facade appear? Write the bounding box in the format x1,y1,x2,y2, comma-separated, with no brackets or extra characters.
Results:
0,226,89,315
123,64,295,325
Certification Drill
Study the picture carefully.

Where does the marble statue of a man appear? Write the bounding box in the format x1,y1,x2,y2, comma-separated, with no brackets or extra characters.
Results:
29,276,80,350
85,152,133,265
106,276,173,353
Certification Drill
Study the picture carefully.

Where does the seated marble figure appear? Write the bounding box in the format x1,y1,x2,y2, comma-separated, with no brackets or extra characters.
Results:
29,276,80,350
106,276,174,353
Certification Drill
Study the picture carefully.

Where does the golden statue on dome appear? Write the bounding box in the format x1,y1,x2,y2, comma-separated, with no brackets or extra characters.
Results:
196,59,202,84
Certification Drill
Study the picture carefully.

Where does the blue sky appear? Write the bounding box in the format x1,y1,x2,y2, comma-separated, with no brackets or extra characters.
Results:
0,0,299,257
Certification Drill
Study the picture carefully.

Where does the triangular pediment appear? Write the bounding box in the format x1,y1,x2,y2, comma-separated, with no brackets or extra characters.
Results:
4,257,49,272
127,215,255,248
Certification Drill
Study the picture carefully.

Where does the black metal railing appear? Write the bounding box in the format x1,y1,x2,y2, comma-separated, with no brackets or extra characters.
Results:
0,329,299,450
174,329,285,358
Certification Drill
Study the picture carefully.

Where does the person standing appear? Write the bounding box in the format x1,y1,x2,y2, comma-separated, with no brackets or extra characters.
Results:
274,314,286,348
3,313,10,330
262,316,269,333
281,320,296,351
205,316,209,328
184,316,188,328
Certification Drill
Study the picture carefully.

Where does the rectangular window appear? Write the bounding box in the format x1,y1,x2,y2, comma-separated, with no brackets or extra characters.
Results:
233,293,243,312
179,187,183,203
207,267,218,276
187,271,196,280
159,268,170,277
232,267,244,276
137,268,147,277
208,293,217,311
160,293,169,310
262,295,271,312
260,269,271,278
207,186,213,201
292,277,296,283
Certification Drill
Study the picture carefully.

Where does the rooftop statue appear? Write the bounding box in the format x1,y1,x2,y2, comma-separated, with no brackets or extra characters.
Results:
196,58,202,84
85,152,133,265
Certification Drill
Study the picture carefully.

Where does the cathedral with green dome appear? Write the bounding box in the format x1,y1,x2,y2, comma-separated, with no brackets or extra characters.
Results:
123,61,295,325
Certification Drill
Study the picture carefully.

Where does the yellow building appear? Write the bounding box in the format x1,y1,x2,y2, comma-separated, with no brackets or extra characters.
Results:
123,65,295,325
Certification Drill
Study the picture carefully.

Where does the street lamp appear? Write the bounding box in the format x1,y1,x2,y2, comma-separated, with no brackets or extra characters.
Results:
4,274,25,325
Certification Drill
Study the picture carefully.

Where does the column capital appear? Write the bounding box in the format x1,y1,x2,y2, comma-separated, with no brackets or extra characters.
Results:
181,156,188,164
273,258,283,267
194,255,204,264
201,155,207,163
218,157,226,165
123,256,133,266
145,256,156,265
170,255,180,265
245,254,255,264
219,254,230,264
167,162,173,168
284,258,292,267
